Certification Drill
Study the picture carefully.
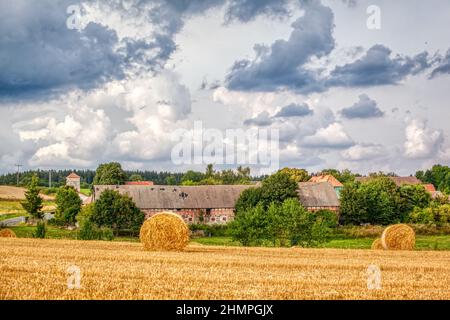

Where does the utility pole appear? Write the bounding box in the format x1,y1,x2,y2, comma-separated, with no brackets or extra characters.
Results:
14,164,23,186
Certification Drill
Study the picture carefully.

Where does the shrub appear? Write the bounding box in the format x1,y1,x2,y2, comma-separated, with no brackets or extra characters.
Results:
435,204,450,225
33,221,47,239
78,220,114,241
39,187,59,195
282,199,331,247
315,209,339,228
230,198,331,247
229,204,268,246
408,204,450,226
189,224,230,237
76,203,95,228
408,207,434,224
334,225,385,238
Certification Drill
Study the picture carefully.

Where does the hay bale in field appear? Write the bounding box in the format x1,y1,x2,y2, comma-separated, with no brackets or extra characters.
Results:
140,212,189,251
381,224,415,250
0,228,16,238
371,238,383,250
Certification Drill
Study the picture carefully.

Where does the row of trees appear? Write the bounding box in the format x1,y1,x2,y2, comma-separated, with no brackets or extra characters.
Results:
339,177,448,225
0,167,184,187
0,169,95,188
4,164,450,191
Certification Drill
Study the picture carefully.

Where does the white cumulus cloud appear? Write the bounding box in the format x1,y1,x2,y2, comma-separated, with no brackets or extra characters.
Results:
404,119,443,159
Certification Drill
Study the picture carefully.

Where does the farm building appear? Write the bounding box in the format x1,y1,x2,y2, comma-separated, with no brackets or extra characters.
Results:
92,185,254,225
297,182,340,213
125,181,154,186
92,182,341,224
66,173,81,192
309,175,344,197
423,184,436,193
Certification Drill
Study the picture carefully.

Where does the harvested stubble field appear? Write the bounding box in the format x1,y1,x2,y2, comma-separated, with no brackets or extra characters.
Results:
1,238,450,300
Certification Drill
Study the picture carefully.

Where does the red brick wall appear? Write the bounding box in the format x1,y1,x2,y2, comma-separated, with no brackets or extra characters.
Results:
142,208,235,225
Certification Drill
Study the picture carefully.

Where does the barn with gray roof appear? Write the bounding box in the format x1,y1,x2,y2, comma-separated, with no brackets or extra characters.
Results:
92,182,340,225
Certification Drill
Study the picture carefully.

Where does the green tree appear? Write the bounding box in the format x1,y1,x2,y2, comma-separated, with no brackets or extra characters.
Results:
33,221,47,239
415,165,450,193
181,170,204,184
234,171,298,212
260,171,298,207
320,169,357,184
237,166,251,181
339,182,366,224
129,174,143,182
55,186,83,225
278,168,310,183
205,164,215,178
340,177,402,225
398,184,431,219
235,187,264,212
229,204,269,246
76,203,95,228
165,175,177,185
91,189,144,234
280,198,330,247
93,162,127,185
21,175,44,219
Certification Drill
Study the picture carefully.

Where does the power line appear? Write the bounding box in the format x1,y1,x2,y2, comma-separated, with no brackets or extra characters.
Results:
14,164,23,186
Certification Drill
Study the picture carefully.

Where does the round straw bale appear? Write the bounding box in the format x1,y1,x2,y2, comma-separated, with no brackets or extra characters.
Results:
371,238,383,250
0,228,16,238
381,224,415,250
140,212,189,251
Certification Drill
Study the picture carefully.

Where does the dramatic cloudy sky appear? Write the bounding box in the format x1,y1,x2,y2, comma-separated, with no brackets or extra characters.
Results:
1,0,449,175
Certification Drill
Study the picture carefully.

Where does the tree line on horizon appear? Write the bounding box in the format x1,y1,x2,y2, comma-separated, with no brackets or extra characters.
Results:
1,163,450,193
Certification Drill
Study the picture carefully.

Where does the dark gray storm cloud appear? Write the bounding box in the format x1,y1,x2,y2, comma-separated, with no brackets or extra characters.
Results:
431,49,450,78
340,94,384,119
274,103,313,118
226,0,335,93
326,45,431,88
0,0,295,100
0,0,126,99
225,1,436,95
225,0,290,23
